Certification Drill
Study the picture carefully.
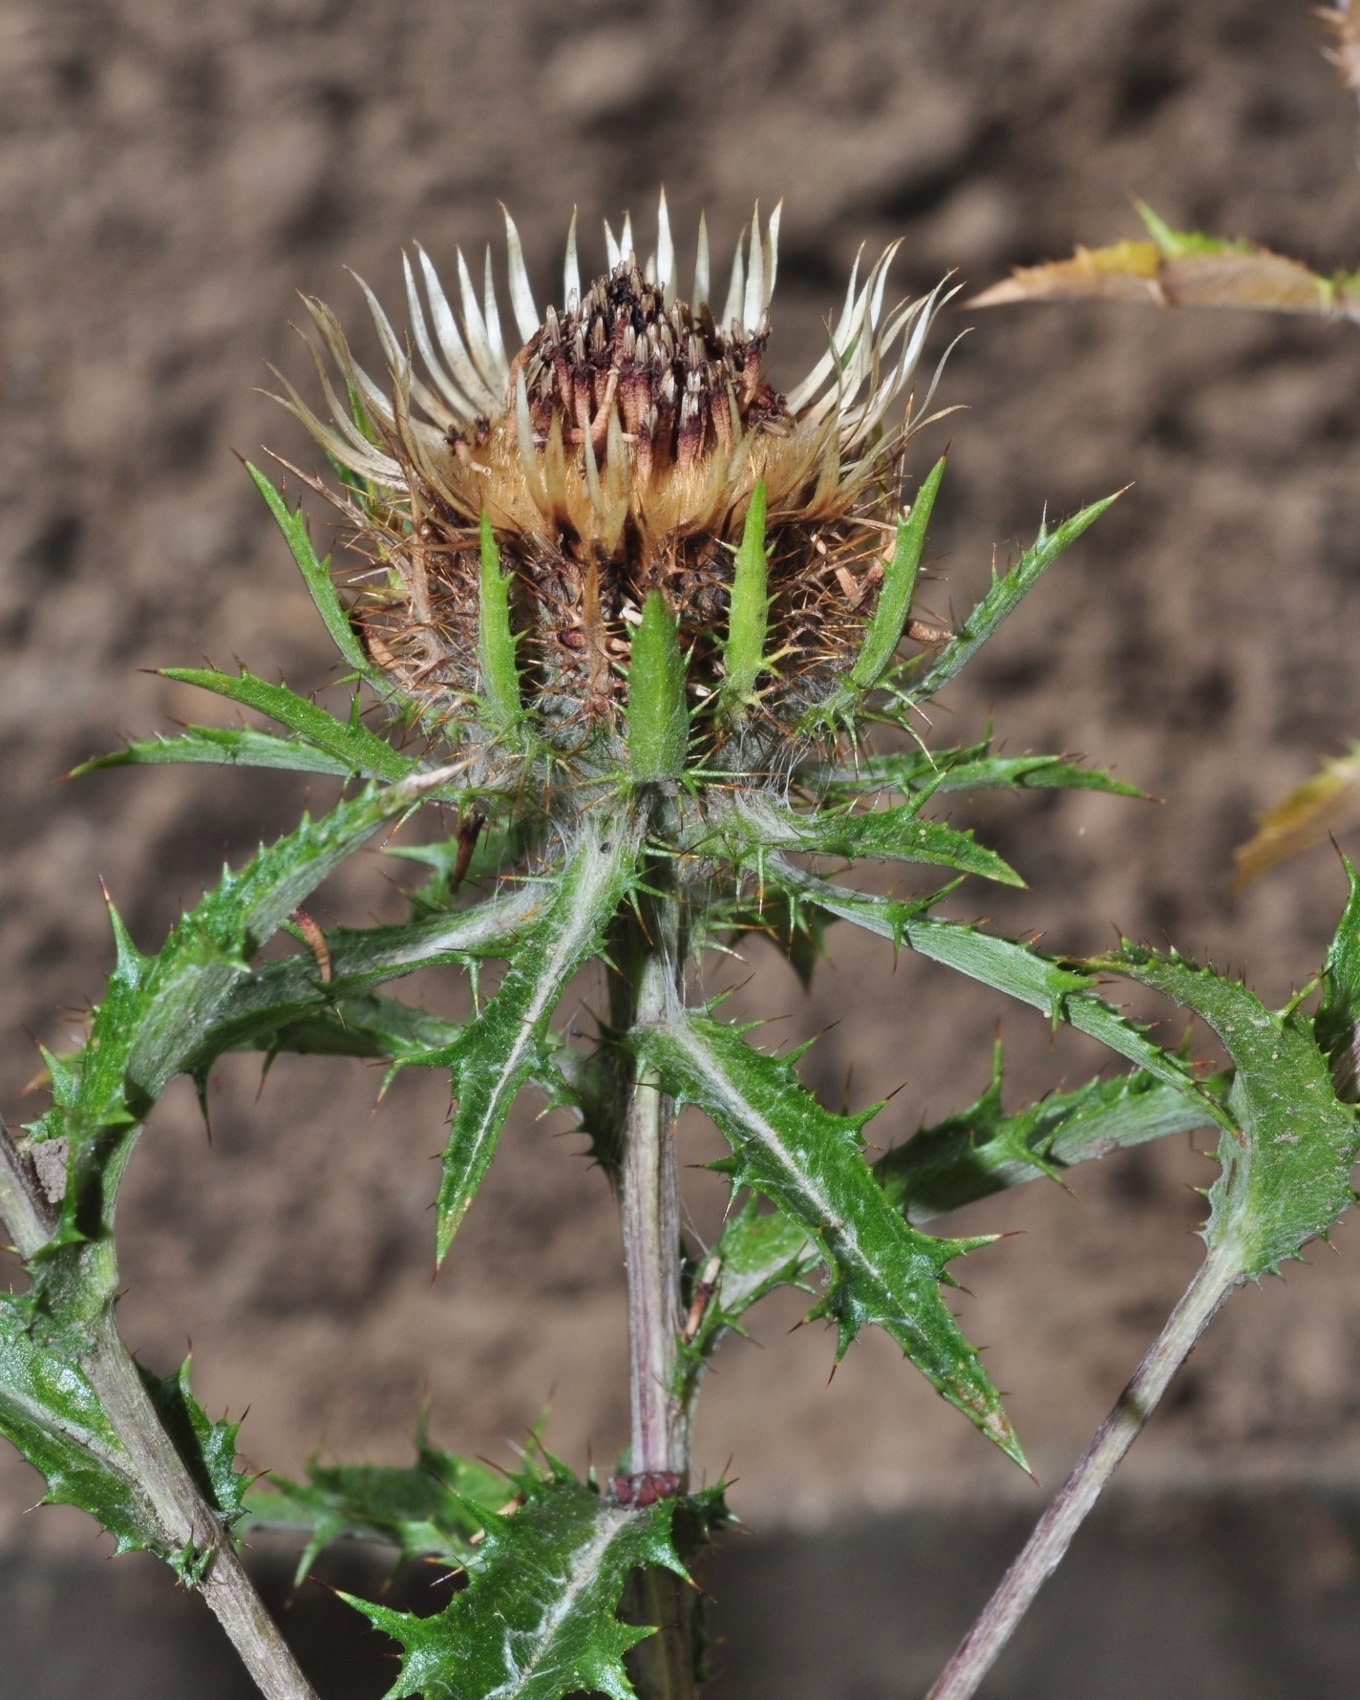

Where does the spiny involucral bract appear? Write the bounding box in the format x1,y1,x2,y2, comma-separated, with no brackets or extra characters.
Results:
276,193,952,799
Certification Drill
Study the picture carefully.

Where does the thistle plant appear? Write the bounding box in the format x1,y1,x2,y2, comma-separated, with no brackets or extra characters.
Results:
2,194,1359,1700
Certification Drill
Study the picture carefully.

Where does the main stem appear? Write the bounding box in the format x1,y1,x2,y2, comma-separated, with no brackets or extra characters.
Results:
613,873,696,1700
0,1120,319,1700
622,939,687,1481
925,1243,1240,1700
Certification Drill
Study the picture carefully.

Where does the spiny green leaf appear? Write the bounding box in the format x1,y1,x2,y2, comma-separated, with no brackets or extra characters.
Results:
721,479,768,713
139,1357,246,1541
764,854,1220,1109
673,1198,820,1408
171,885,542,1078
385,816,541,914
917,753,1144,801
679,1055,1229,1377
244,1423,507,1585
851,454,946,688
1091,945,1360,1277
0,1296,163,1558
718,886,832,990
626,591,689,782
1314,853,1360,1098
27,783,426,1330
247,462,383,684
424,827,640,1259
160,667,418,785
478,512,521,730
808,737,1143,807
875,1040,1227,1223
771,805,1024,886
124,785,425,1101
71,725,359,779
632,1013,1025,1467
346,1466,688,1700
904,495,1119,704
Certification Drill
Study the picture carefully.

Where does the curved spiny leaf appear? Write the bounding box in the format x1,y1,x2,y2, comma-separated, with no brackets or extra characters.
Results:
632,1012,1025,1467
421,826,640,1259
1090,944,1360,1277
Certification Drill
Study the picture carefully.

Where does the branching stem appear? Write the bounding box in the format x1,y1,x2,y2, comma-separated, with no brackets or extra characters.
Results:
925,1243,1240,1700
0,1119,319,1700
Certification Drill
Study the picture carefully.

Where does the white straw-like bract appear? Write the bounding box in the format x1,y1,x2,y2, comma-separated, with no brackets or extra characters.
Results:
280,191,950,501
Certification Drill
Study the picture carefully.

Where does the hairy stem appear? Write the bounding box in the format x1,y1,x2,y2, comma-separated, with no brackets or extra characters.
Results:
0,1119,319,1700
622,959,686,1480
925,1244,1240,1700
610,868,688,1481
612,867,696,1700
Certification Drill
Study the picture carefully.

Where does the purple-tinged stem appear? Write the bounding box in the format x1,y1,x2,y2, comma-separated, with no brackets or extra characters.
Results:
926,1243,1240,1700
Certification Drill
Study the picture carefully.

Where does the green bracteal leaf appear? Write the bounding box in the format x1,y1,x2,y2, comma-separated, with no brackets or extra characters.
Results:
247,462,383,684
721,480,768,714
850,454,946,688
807,737,1144,808
772,805,1024,886
764,855,1219,1108
159,667,418,786
477,512,521,731
424,827,639,1259
626,591,689,782
904,495,1119,704
71,725,358,780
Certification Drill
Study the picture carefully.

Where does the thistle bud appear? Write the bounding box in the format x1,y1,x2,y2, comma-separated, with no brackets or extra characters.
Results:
276,195,954,793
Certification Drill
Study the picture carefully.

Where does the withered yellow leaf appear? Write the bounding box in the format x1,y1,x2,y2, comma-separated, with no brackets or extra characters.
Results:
1233,749,1360,889
971,203,1360,323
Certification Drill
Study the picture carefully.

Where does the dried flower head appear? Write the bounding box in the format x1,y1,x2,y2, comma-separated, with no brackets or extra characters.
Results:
277,192,953,791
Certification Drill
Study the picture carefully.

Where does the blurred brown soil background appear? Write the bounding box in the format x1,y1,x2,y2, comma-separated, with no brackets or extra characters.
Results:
4,0,1360,1684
